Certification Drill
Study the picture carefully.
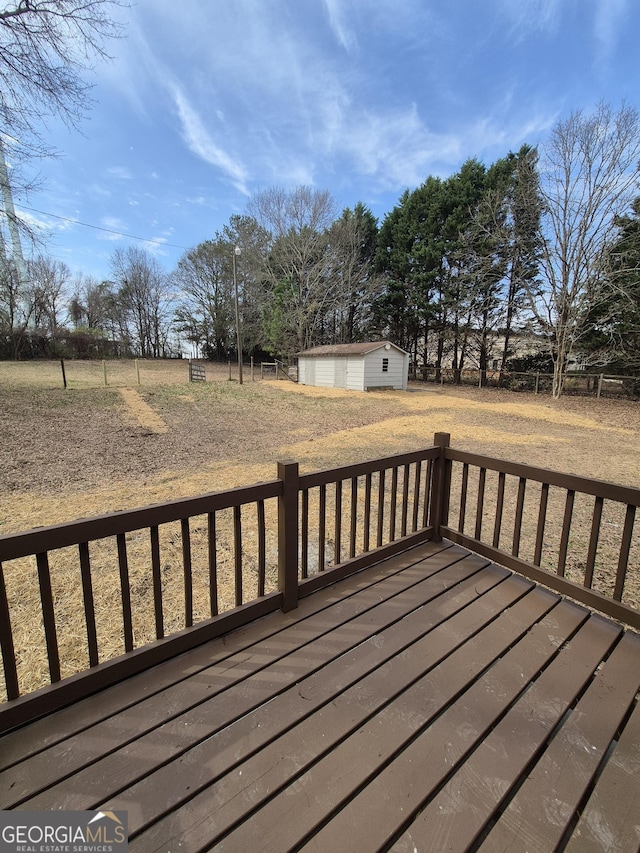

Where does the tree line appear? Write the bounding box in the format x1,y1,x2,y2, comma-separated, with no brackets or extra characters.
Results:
1,5,639,397
2,106,640,397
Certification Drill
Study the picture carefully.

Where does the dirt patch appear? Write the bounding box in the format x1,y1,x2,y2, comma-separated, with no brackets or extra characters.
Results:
119,387,168,433
1,377,639,532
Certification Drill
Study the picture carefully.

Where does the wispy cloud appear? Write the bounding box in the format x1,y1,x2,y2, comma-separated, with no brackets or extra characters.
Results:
498,0,564,41
322,0,357,51
169,85,249,195
142,235,169,255
97,216,129,241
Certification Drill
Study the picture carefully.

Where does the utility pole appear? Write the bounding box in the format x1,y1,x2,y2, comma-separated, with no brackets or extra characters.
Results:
232,245,243,385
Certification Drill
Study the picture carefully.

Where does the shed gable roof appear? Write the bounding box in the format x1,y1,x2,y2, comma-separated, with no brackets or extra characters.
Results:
297,341,406,358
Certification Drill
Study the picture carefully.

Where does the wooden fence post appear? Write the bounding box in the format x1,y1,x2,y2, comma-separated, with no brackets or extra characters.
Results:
278,461,299,612
60,358,67,389
597,373,604,399
429,432,451,542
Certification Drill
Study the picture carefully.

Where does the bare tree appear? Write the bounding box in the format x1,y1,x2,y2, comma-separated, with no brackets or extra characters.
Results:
247,186,337,356
0,0,126,285
0,0,125,150
0,256,33,357
530,102,640,397
68,275,115,331
111,246,172,357
28,255,71,336
172,239,233,361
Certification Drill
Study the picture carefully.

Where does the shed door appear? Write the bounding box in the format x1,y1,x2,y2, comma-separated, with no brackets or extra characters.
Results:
305,359,316,385
334,358,347,388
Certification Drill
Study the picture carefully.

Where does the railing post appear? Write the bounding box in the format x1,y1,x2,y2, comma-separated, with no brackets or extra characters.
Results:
430,432,451,542
278,461,299,612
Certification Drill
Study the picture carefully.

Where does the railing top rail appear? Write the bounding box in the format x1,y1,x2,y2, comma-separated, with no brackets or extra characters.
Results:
299,447,439,490
445,447,640,507
0,479,282,562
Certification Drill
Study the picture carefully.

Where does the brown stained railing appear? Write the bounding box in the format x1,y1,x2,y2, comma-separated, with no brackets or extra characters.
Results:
2,434,639,726
443,447,640,630
296,446,439,594
0,480,282,711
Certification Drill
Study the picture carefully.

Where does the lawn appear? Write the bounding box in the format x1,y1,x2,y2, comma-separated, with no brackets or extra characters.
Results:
2,359,639,536
1,360,639,698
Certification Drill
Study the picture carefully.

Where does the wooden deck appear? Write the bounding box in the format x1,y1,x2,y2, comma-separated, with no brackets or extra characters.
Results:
1,539,639,852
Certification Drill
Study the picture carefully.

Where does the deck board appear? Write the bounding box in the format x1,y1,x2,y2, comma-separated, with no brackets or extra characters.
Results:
1,539,639,853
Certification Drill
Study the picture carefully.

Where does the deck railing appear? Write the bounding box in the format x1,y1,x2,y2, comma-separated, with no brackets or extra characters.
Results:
1,432,638,730
440,438,640,629
0,443,440,728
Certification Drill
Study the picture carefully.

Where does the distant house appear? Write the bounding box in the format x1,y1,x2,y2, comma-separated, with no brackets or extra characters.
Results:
297,341,409,391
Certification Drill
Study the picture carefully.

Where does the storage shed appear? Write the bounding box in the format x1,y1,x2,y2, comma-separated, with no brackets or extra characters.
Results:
297,341,409,391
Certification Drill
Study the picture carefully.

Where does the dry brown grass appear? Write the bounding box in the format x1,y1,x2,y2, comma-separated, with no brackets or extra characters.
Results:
1,359,639,700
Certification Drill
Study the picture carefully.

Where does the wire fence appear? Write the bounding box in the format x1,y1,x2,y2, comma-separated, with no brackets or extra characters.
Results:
411,367,640,399
0,358,261,389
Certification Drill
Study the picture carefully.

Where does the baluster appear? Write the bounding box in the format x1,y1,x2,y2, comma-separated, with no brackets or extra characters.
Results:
301,490,309,580
493,472,506,548
116,533,134,651
78,542,98,666
584,496,604,588
557,490,575,576
474,467,486,540
334,481,343,564
401,464,410,537
0,562,19,699
422,460,432,528
533,483,549,566
257,500,266,596
459,463,469,533
412,461,422,532
614,504,636,602
364,473,372,551
181,519,193,628
234,505,243,606
318,484,326,571
389,467,398,540
36,552,60,682
377,469,386,547
150,526,164,639
512,477,527,557
349,477,358,559
208,512,218,616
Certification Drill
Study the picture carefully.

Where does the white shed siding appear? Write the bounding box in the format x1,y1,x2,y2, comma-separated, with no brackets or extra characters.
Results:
363,349,407,390
297,342,408,391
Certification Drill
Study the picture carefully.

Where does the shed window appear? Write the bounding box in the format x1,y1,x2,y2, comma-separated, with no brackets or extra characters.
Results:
382,357,389,372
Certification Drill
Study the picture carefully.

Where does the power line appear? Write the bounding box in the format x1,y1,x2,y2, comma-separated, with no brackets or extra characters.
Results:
15,203,190,250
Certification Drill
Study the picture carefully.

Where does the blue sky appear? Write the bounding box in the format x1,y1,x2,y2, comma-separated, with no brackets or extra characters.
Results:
14,0,639,282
